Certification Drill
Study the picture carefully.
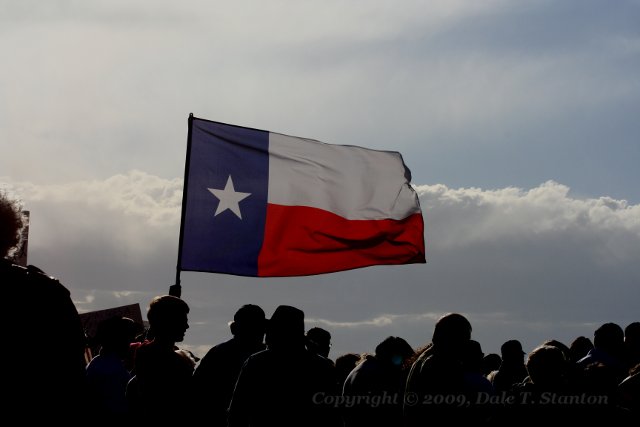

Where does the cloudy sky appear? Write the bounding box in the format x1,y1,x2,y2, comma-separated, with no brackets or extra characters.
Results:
2,0,639,359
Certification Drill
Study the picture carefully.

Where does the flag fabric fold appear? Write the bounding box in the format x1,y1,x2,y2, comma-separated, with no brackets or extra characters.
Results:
179,117,425,277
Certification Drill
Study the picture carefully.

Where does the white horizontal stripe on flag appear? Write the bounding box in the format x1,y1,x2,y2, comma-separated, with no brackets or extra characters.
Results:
267,132,420,220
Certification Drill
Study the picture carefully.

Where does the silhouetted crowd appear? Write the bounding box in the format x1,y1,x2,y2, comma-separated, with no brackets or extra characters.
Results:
2,193,639,426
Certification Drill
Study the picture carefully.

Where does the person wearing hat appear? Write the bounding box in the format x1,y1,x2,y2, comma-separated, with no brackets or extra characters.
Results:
192,304,267,424
491,339,528,393
228,305,339,427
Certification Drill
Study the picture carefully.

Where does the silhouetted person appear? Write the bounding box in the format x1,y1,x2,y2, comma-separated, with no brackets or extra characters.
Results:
85,316,140,421
577,322,626,383
306,326,333,360
335,353,361,390
403,313,473,426
1,191,87,421
228,305,339,427
125,326,153,374
491,339,528,393
128,295,192,422
542,338,586,386
578,362,620,409
461,340,495,423
482,353,502,379
569,336,594,364
542,339,572,362
623,322,640,373
343,336,414,427
493,344,571,422
462,340,494,393
192,304,266,425
524,345,569,391
618,363,640,413
499,341,632,423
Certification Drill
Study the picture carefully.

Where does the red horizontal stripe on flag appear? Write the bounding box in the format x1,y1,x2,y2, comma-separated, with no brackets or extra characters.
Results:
258,204,425,277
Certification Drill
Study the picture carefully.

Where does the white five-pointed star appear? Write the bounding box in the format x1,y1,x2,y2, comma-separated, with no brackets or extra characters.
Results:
208,175,251,219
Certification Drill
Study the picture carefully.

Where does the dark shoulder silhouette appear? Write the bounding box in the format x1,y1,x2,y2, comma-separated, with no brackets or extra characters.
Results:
1,192,87,420
192,304,266,423
129,295,193,422
228,305,340,427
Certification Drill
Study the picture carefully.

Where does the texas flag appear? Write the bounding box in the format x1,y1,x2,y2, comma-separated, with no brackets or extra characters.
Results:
178,116,425,277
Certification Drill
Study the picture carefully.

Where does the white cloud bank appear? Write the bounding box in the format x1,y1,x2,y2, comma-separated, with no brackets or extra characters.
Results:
2,171,638,355
416,181,640,248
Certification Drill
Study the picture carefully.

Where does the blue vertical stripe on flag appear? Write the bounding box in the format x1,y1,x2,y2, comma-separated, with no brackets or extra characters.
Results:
180,120,269,276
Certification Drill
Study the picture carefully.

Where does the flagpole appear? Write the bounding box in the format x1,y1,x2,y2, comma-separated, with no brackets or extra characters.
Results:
170,112,195,298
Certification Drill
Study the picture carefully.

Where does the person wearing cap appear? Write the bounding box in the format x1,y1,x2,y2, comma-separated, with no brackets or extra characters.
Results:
192,304,267,424
491,339,528,393
228,305,340,427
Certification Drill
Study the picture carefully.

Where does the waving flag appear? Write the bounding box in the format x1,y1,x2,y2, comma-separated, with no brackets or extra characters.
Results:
178,116,425,277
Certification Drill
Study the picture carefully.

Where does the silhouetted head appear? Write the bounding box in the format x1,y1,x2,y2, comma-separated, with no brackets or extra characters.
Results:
147,295,190,344
482,353,502,375
0,192,26,258
542,339,571,362
569,336,594,362
624,322,640,345
462,340,485,372
581,362,619,395
624,323,640,373
96,316,141,357
501,339,526,363
624,322,640,341
375,336,415,368
266,305,305,350
431,313,472,351
306,327,332,358
335,353,361,384
593,323,624,355
526,344,567,389
230,304,266,345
